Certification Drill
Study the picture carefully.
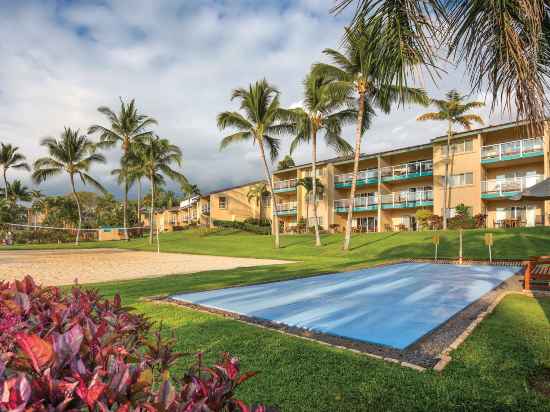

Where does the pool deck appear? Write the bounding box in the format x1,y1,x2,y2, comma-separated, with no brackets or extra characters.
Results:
166,261,523,369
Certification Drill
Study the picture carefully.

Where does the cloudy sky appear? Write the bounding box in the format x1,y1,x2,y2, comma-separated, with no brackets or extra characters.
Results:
0,0,512,198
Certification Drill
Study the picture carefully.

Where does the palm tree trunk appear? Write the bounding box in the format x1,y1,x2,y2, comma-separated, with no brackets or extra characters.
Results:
443,120,452,230
3,170,8,202
343,91,365,251
69,174,82,245
258,139,280,249
311,130,321,246
137,177,142,225
305,195,309,232
149,173,155,244
123,177,129,241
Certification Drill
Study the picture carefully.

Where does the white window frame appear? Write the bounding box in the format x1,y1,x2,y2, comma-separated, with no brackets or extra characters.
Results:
218,196,228,210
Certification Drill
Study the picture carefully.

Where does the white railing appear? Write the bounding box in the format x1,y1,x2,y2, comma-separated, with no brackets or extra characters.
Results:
380,190,433,206
380,160,433,180
481,175,544,195
334,195,379,210
274,178,298,191
276,201,298,212
335,169,378,185
481,137,544,161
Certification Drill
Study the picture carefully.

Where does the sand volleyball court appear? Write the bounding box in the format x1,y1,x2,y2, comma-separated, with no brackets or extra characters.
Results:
0,249,291,286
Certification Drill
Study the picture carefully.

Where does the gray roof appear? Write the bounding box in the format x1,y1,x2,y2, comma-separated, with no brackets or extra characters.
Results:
511,178,550,201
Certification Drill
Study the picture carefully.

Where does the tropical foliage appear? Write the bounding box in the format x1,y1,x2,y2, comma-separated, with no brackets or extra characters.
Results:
417,90,484,229
0,276,272,412
32,128,106,244
0,143,30,202
276,155,295,171
218,79,289,248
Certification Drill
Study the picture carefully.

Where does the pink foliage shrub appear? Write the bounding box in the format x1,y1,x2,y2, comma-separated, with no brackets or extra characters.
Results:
0,276,274,412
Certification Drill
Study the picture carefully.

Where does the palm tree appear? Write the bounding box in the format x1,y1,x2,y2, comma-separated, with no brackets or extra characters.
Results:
332,1,549,123
313,25,429,250
217,79,290,249
88,98,157,240
277,154,296,171
134,135,188,243
0,180,31,205
417,90,484,229
247,182,269,221
296,177,324,230
32,128,106,244
0,143,30,202
282,72,354,246
112,152,147,227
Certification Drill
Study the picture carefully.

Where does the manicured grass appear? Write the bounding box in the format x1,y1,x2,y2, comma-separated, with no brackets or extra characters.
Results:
7,227,550,410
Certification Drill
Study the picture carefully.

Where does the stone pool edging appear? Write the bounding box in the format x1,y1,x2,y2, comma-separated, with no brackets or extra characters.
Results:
153,260,526,373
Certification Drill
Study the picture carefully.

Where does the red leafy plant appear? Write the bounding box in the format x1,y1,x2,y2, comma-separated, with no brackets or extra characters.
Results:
0,276,274,411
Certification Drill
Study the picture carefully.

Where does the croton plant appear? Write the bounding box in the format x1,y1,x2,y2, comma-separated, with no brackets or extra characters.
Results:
0,276,274,411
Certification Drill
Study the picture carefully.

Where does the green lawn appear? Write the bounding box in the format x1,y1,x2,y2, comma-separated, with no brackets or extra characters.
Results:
7,227,550,410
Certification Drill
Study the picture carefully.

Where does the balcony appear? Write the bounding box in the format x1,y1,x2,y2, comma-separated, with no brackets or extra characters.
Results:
481,175,544,199
481,137,544,164
380,160,433,183
275,201,298,216
273,178,298,193
381,190,433,209
334,195,379,213
334,169,378,188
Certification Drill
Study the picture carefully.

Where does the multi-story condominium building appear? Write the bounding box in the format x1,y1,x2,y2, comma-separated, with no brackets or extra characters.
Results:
273,120,550,232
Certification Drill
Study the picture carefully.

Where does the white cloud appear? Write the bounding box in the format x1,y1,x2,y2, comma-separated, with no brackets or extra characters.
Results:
0,1,512,198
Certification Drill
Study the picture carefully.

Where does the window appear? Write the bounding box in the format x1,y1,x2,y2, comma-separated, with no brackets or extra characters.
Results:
305,168,324,177
218,196,227,209
445,172,473,187
307,191,324,202
261,193,271,207
442,138,474,155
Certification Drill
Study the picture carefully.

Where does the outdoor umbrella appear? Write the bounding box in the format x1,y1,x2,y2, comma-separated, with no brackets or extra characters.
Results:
510,177,550,201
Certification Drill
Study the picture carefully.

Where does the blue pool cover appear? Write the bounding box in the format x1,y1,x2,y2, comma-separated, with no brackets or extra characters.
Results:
172,263,519,349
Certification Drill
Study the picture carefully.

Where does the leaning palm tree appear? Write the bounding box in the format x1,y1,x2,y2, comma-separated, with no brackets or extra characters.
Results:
134,135,188,243
332,0,549,123
217,79,290,249
296,177,324,230
417,90,484,229
282,72,354,246
88,98,157,240
314,24,429,250
32,128,106,244
247,182,268,221
0,143,30,202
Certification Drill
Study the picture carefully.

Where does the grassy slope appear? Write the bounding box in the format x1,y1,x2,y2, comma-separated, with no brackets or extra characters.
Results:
8,227,550,410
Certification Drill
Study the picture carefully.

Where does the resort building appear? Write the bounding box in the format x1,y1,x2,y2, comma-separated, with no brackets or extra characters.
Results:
147,180,270,231
273,120,550,233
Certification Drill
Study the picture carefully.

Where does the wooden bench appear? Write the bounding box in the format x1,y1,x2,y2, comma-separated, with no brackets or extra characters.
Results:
524,256,550,291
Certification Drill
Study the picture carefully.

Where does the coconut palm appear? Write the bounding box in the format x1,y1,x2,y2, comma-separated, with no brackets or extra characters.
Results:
0,143,30,202
217,79,290,249
314,24,429,250
111,152,147,227
247,182,269,221
296,177,324,230
0,180,31,205
134,135,188,243
417,90,484,229
88,98,157,239
282,72,354,246
32,128,106,244
332,0,549,123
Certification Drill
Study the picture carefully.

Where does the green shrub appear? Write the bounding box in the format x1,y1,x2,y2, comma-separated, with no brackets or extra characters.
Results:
213,220,271,235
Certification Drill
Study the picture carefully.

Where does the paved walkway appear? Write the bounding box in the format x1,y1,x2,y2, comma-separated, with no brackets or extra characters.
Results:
0,249,291,286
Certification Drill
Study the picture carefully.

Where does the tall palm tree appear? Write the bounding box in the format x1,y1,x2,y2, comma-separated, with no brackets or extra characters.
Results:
417,90,484,229
314,24,429,250
247,182,269,221
0,143,30,202
0,180,31,205
282,72,354,246
134,135,188,243
296,177,324,230
332,0,549,123
88,98,157,239
111,153,147,227
217,79,290,249
32,128,106,244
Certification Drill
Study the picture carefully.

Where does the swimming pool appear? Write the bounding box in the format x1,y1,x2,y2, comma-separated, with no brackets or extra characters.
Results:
172,263,519,349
